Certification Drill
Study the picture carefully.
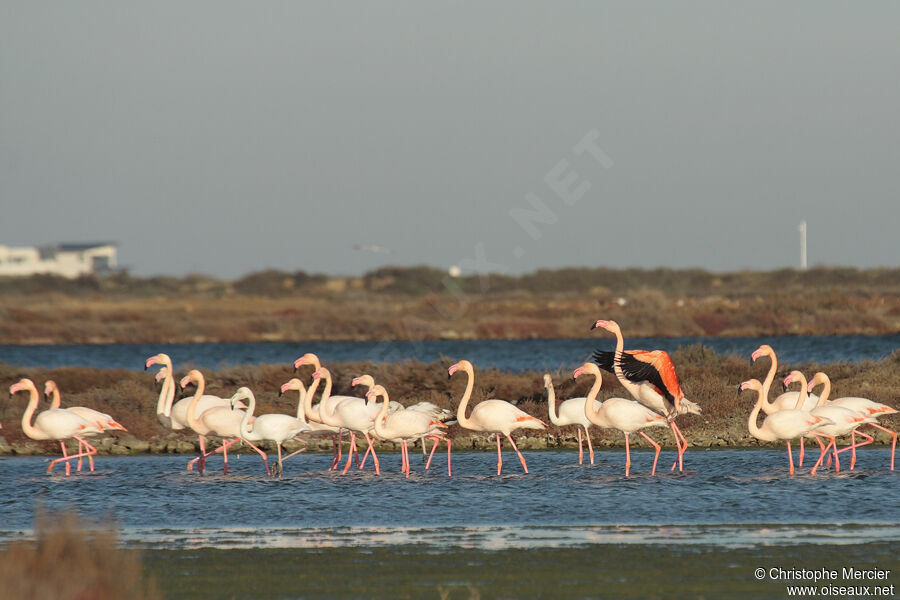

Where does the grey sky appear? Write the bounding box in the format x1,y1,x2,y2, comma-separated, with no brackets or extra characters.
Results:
2,2,898,278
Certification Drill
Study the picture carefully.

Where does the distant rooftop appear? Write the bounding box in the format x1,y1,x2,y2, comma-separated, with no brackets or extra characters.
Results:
53,242,117,251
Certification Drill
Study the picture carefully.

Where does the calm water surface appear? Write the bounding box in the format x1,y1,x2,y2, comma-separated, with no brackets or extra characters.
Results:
1,334,899,371
1,450,897,550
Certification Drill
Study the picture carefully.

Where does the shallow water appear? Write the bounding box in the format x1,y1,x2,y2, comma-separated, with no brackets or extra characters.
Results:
2,333,899,371
2,450,897,550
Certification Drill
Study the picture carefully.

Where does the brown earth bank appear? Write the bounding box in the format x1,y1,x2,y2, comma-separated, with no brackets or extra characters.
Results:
2,266,900,344
1,348,897,456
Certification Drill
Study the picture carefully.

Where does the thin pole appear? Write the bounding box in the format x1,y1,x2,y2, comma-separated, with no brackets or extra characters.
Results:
798,220,807,270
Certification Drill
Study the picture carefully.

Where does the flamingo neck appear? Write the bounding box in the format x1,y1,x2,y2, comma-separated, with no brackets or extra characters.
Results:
582,373,606,427
48,388,61,410
239,393,255,439
747,390,772,441
20,386,49,440
791,375,809,410
760,353,778,412
294,386,308,423
455,366,478,431
815,377,831,406
546,381,559,424
317,373,342,427
304,377,323,423
373,390,390,438
610,327,641,400
186,378,206,431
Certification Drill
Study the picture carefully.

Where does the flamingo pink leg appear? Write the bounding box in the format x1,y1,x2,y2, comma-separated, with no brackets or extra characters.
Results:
669,421,687,472
495,434,503,475
577,427,584,465
504,433,528,474
341,432,357,475
48,436,97,476
865,423,897,471
425,436,439,470
584,426,595,465
363,432,380,475
75,438,94,472
188,438,241,473
835,429,875,470
55,441,72,476
446,438,452,477
624,432,631,477
359,441,373,471
404,442,411,478
244,438,270,476
814,436,832,472
798,437,805,468
786,441,795,476
809,434,832,476
638,431,661,475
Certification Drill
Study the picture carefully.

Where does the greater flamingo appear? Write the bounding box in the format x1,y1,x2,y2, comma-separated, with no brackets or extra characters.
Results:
180,369,268,475
280,378,344,469
591,319,699,471
573,363,668,476
448,359,546,475
311,367,382,475
545,373,600,465
367,384,450,477
231,387,310,477
783,371,866,473
10,379,102,476
145,353,246,431
806,372,875,470
824,381,898,471
43,380,127,472
740,379,832,476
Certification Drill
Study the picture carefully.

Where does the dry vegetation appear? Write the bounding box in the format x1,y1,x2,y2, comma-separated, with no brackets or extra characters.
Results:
1,266,900,344
0,509,159,600
1,349,898,454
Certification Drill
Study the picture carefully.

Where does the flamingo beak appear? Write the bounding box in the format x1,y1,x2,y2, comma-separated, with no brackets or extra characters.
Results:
448,364,459,378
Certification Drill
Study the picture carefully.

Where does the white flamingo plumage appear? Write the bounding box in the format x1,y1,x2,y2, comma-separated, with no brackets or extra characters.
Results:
784,371,867,473
740,378,833,476
367,384,450,477
145,353,246,431
545,374,600,465
280,378,345,469
574,363,668,476
231,387,310,477
448,359,546,475
312,367,382,475
10,378,103,476
591,319,700,472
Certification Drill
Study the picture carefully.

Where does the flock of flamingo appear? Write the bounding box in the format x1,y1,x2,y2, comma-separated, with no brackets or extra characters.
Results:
6,319,898,478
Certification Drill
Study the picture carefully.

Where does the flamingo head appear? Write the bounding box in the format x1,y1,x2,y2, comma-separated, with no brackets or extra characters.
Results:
9,378,35,397
154,368,168,384
782,370,805,391
366,384,387,400
590,319,615,332
145,353,171,371
806,372,828,393
750,345,773,362
179,369,203,389
448,360,471,378
739,379,761,394
293,353,321,372
279,379,304,397
542,374,552,388
352,374,375,388
43,380,58,399
230,387,252,410
573,363,599,380
312,367,329,381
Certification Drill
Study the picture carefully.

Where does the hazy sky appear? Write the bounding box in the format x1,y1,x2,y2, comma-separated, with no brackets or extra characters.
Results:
2,2,898,278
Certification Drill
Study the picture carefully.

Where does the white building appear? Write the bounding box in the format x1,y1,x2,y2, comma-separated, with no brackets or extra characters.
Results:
0,243,118,278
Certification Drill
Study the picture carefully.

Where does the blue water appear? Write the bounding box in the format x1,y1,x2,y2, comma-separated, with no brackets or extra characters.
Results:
1,334,898,371
1,450,897,549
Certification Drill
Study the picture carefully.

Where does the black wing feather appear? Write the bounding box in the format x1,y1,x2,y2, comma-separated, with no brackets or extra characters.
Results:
591,350,616,373
616,353,676,404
